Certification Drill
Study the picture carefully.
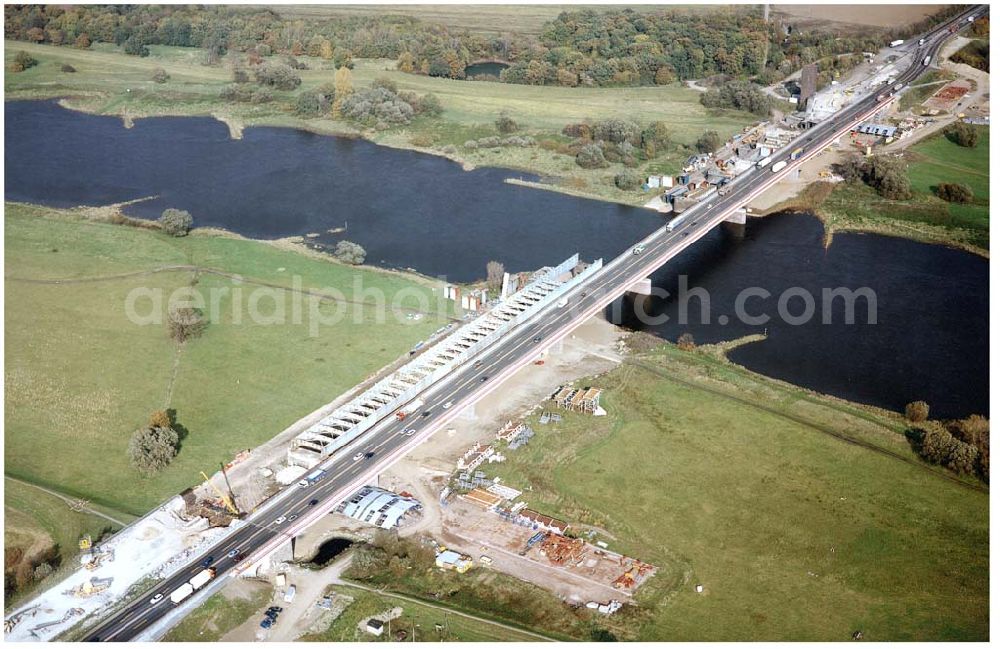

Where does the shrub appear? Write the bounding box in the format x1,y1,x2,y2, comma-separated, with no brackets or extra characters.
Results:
935,182,973,203
410,133,433,147
417,93,443,116
12,51,37,72
905,400,930,422
334,240,366,265
576,143,608,169
464,140,478,150
60,64,76,73
168,306,206,343
495,112,518,134
371,77,398,93
592,119,640,144
945,122,979,148
695,130,722,153
159,208,193,236
294,90,331,116
74,33,91,49
128,426,179,475
255,62,301,90
614,170,642,190
340,86,414,127
563,122,592,139
700,80,771,116
677,333,696,351
152,67,169,84
250,87,273,104
220,84,254,103
123,35,149,57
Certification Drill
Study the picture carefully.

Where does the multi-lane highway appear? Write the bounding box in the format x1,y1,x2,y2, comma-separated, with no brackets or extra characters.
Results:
80,5,983,641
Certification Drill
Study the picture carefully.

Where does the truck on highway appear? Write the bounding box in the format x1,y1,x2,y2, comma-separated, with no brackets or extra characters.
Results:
298,469,326,488
919,38,926,45
771,161,788,173
789,148,804,161
756,155,773,169
665,214,686,232
889,39,905,47
168,568,216,605
395,399,424,421
923,55,931,66
169,584,194,605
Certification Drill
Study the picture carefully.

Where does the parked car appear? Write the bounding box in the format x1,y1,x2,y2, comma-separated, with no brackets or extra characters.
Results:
260,618,273,629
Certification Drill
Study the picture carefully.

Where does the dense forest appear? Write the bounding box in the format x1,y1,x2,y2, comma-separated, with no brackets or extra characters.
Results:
4,4,968,87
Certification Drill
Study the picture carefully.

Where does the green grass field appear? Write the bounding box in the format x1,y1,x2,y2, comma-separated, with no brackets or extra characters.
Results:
304,586,550,641
819,125,989,252
5,203,448,519
163,582,272,642
486,343,988,641
5,40,755,205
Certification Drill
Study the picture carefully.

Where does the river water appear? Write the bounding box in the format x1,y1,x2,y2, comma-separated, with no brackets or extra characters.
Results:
4,100,989,418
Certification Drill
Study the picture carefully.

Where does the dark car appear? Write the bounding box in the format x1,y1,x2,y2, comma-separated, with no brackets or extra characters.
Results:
260,619,273,629
421,410,431,417
201,556,214,568
480,375,489,382
533,336,541,343
364,451,375,459
309,499,319,506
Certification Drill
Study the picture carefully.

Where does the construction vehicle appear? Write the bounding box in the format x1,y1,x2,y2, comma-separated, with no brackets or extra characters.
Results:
66,577,113,598
78,535,92,551
200,471,238,516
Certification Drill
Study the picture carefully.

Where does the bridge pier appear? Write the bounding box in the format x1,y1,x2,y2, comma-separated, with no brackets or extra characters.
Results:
723,207,748,238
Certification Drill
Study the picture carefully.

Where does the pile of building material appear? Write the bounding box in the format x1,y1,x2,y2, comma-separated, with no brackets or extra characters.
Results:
456,442,495,471
550,385,604,414
586,600,623,615
62,577,113,598
612,557,656,590
539,535,587,565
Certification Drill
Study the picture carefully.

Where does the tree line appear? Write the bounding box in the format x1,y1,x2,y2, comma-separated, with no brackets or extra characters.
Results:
5,4,968,89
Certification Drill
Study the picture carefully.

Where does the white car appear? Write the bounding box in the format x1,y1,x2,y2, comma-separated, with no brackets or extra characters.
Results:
442,401,454,410
632,244,646,255
149,593,164,605
403,428,416,437
353,452,364,461
273,516,287,525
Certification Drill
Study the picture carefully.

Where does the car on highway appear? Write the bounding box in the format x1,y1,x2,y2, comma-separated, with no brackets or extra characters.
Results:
480,375,489,382
227,548,240,559
273,516,287,525
353,452,364,461
442,401,453,409
309,499,319,506
364,451,375,459
474,360,483,368
632,244,646,255
533,336,542,343
288,514,298,522
421,410,431,417
149,593,164,605
401,428,416,436
201,556,214,568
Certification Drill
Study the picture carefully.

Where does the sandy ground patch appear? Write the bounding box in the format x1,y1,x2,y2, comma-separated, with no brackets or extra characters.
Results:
773,4,946,29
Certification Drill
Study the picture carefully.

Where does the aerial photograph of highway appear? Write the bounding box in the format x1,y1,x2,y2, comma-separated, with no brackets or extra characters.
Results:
2,0,991,643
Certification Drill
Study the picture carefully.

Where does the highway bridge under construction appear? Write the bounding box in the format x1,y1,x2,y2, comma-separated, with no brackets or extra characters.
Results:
4,5,982,642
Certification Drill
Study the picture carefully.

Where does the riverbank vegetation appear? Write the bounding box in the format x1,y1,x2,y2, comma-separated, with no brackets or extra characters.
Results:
478,335,987,640
817,124,989,254
5,202,448,535
4,39,754,206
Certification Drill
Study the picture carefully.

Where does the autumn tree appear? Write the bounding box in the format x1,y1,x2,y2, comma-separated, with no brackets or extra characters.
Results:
905,400,929,422
167,306,206,343
397,51,415,73
486,260,505,292
149,409,172,429
319,39,334,61
74,33,91,49
677,333,696,351
333,65,353,112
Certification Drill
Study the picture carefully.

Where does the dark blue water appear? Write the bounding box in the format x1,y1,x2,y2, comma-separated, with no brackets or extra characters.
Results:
4,100,989,418
465,61,509,78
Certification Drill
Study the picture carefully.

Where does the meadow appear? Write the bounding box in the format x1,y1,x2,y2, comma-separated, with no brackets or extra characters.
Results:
819,124,989,252
486,341,988,641
5,203,447,532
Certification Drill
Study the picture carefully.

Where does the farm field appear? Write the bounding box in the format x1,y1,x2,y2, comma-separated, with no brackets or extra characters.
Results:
486,342,988,641
4,202,447,520
4,40,755,206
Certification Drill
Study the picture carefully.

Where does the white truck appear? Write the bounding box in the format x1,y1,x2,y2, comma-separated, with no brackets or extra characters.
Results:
756,155,773,169
665,215,686,232
889,39,905,47
169,568,217,604
169,583,194,605
923,55,931,66
771,160,788,173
